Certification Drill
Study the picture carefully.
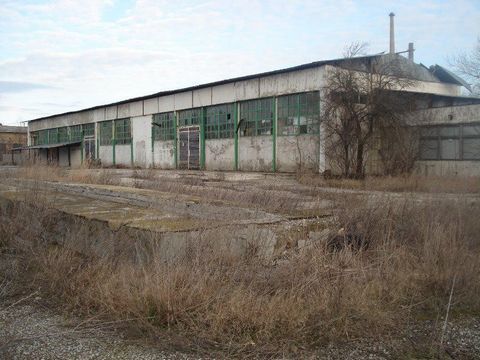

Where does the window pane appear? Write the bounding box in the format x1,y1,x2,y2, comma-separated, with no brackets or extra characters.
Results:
100,121,113,146
440,126,459,137
462,124,480,136
420,139,438,160
239,98,274,137
153,112,174,141
277,92,320,136
463,138,480,160
440,138,460,159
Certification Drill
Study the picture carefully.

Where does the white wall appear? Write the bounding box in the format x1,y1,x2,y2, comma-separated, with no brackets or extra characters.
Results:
276,135,319,172
99,145,113,166
205,139,235,171
153,140,175,169
132,115,152,168
115,144,132,167
239,136,273,172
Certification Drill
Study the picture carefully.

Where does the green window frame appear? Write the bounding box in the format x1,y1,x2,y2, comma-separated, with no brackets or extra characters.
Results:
82,123,95,137
239,98,274,137
277,91,320,136
153,112,175,141
58,127,69,143
115,118,131,145
177,108,202,127
205,103,235,139
38,130,48,145
100,121,113,146
70,125,82,142
47,128,58,144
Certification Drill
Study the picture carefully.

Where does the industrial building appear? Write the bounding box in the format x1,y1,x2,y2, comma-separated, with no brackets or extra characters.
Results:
0,125,27,165
24,51,480,176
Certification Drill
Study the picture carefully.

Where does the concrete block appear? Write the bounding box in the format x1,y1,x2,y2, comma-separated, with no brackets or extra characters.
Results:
174,91,193,110
212,83,236,105
143,97,159,115
92,108,105,122
234,79,260,101
159,95,175,113
105,105,118,120
193,88,212,107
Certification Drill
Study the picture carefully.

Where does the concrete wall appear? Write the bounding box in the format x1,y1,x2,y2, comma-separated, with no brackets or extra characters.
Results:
59,147,69,166
408,103,480,125
205,139,235,171
276,135,319,172
115,144,132,167
71,146,82,167
153,140,175,169
99,145,113,166
239,136,273,172
415,161,480,177
132,115,152,168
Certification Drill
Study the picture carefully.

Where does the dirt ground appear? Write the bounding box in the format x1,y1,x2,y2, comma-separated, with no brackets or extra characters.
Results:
1,166,479,359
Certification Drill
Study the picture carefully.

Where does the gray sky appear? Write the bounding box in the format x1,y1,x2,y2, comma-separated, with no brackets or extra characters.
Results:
1,0,479,125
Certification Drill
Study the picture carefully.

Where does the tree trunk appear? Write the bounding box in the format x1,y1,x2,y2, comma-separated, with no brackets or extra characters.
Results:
355,142,364,178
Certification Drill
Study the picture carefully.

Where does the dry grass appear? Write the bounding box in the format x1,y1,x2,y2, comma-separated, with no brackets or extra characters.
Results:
298,173,480,194
1,191,479,357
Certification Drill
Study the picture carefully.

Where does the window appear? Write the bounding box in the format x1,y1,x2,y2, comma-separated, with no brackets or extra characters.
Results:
38,130,48,145
153,112,175,141
419,122,480,160
205,103,235,139
82,123,95,137
48,128,58,144
178,108,202,127
58,127,69,143
70,125,82,142
278,92,320,136
100,121,113,146
115,118,131,145
239,98,274,137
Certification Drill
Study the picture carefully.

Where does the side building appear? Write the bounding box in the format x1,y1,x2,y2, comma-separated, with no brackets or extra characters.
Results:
0,125,27,165
25,55,479,175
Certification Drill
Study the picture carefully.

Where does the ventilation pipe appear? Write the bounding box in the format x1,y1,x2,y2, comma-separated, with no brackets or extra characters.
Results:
389,12,395,54
408,42,415,61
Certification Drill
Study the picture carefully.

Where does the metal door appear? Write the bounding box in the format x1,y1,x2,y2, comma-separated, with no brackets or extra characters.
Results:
178,126,200,169
84,136,96,161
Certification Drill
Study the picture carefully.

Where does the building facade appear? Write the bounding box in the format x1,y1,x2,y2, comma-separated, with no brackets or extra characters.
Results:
25,55,479,175
0,125,27,165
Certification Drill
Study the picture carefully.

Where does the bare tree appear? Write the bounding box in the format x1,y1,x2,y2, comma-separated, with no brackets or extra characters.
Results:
322,44,415,178
451,38,480,94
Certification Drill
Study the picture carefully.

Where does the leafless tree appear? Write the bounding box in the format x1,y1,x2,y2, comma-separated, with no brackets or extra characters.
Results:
450,37,480,94
321,44,416,178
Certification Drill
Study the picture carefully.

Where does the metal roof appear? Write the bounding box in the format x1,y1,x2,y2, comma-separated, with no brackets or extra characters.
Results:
429,65,472,92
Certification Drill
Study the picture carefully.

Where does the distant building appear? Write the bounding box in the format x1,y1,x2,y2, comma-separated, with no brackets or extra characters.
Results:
0,125,27,165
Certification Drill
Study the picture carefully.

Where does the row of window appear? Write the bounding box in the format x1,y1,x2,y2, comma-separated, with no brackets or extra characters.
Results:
419,123,480,160
31,123,95,146
151,91,320,141
99,118,132,145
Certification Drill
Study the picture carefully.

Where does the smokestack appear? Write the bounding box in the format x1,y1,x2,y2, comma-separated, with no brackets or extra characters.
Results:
389,12,395,54
408,42,414,61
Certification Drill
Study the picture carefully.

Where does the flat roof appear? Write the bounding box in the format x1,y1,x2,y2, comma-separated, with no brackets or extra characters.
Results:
0,125,27,133
21,140,82,150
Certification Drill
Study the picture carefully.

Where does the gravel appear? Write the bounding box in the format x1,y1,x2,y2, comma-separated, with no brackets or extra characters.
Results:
0,303,200,360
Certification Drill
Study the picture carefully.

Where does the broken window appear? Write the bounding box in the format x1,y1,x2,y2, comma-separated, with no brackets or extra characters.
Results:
277,91,320,136
153,112,175,141
239,98,274,137
178,108,202,128
82,123,95,137
205,103,235,139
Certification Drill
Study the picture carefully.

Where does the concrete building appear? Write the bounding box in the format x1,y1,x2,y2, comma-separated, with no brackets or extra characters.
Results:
24,54,479,176
0,125,27,165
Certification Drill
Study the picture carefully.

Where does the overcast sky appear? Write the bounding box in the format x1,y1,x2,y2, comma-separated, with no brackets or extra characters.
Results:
0,0,479,125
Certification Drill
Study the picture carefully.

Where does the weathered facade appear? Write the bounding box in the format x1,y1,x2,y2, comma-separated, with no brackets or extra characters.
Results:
25,55,479,175
0,125,27,165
